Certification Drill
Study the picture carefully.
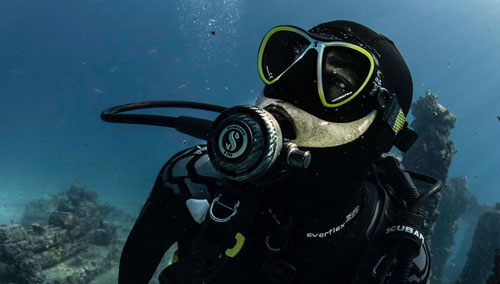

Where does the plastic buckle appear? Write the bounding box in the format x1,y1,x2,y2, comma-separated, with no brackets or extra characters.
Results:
209,195,240,223
375,87,392,110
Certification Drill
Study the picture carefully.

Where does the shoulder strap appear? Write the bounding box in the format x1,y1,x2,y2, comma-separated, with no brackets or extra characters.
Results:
372,156,430,284
350,155,432,284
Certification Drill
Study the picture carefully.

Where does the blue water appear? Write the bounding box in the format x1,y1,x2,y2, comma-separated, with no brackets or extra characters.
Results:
0,0,499,217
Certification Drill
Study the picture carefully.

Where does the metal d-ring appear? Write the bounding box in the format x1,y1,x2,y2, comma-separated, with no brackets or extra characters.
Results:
209,195,240,223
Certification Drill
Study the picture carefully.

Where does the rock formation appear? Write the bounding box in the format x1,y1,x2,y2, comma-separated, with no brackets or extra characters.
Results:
443,194,493,283
486,249,500,284
0,185,134,284
455,204,500,284
429,178,470,284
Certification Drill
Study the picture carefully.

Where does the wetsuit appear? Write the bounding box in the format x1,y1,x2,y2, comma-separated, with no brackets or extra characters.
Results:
119,145,430,284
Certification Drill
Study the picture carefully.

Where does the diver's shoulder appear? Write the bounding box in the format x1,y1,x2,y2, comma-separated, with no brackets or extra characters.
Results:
163,145,207,168
162,145,223,178
159,145,224,199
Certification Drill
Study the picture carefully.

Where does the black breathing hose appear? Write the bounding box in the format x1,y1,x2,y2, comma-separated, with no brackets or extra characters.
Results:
101,101,227,140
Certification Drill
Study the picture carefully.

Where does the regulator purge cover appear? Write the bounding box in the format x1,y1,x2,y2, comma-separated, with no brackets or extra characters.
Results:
207,105,283,181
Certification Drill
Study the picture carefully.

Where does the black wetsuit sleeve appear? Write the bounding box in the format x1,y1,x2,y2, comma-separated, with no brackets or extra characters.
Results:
118,168,182,284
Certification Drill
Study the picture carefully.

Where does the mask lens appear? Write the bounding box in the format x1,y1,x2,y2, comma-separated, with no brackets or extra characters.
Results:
259,28,311,84
320,45,373,107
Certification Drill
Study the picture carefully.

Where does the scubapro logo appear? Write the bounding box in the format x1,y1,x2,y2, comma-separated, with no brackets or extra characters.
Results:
218,124,248,159
385,225,424,243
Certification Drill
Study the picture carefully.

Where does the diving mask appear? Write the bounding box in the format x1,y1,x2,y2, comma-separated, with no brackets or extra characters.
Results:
258,25,379,109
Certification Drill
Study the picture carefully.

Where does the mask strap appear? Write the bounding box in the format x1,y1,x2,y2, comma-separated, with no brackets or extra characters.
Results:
393,123,418,152
375,88,418,152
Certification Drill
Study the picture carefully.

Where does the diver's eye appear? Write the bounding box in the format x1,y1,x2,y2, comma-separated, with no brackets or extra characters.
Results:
336,80,346,89
330,74,350,91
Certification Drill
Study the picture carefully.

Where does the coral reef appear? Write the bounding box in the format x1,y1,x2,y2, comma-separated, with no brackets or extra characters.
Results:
455,204,500,284
0,185,134,284
403,91,456,181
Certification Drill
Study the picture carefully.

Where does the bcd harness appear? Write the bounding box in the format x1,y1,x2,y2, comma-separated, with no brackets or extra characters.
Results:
159,146,441,284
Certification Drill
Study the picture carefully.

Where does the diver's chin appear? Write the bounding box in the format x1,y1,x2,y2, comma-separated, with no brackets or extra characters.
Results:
302,142,375,180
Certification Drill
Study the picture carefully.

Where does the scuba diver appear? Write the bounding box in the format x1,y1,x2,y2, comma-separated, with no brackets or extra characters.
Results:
102,20,442,284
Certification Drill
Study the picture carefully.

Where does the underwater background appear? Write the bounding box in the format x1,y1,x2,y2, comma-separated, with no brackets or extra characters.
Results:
0,0,499,283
